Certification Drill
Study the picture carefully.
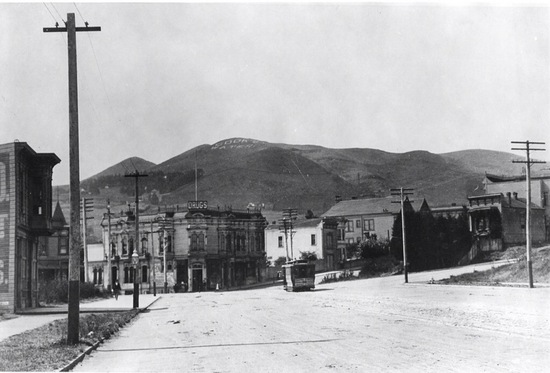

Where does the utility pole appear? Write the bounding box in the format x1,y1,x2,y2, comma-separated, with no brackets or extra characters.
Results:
282,208,297,260
105,200,113,293
279,218,290,262
150,218,156,296
512,140,546,288
44,13,100,345
125,170,148,308
80,197,94,282
391,188,414,283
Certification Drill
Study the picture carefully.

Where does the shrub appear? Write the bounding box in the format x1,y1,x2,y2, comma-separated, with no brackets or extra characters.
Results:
39,280,107,304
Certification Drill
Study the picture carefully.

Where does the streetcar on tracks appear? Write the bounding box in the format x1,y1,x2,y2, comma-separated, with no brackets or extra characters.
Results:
282,260,316,292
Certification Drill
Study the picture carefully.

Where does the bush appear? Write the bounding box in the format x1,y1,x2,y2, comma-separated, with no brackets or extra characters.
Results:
39,280,107,304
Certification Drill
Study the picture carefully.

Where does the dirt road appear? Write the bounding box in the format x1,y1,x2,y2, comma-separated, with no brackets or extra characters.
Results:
73,268,550,372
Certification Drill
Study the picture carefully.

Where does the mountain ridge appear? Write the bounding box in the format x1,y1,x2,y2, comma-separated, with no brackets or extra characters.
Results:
77,138,541,215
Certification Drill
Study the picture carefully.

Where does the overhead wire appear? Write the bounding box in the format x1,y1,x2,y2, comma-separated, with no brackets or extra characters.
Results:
49,3,65,24
42,3,57,24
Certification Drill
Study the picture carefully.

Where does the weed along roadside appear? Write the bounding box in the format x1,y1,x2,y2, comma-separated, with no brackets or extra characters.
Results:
0,296,160,372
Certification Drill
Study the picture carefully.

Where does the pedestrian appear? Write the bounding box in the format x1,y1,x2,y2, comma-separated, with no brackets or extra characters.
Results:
113,280,121,300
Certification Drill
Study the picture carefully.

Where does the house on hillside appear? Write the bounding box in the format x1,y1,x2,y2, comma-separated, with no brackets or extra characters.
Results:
0,142,60,313
264,217,339,272
321,196,430,262
466,193,545,258
483,173,550,241
100,204,267,293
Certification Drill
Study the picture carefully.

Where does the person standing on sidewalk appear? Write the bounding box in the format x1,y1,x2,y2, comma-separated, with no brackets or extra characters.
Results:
113,280,121,300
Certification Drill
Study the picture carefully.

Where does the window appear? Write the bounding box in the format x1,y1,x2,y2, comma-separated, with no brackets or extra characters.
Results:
337,228,345,241
141,266,148,283
345,221,354,232
347,238,355,245
190,232,205,251
278,236,283,248
122,238,128,255
311,234,317,246
356,220,361,228
141,237,148,254
363,219,375,231
128,238,134,256
59,231,68,255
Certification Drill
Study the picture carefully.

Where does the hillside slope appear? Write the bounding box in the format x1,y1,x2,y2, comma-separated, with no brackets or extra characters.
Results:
76,138,530,216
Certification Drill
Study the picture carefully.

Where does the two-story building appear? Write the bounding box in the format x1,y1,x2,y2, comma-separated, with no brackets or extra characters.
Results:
100,204,267,293
0,142,60,313
321,196,429,263
467,192,545,253
483,173,550,240
264,217,339,272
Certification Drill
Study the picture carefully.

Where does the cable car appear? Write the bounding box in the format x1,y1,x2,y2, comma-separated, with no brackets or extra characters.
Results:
282,260,315,292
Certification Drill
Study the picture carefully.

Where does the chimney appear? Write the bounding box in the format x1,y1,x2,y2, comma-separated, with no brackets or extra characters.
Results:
507,192,511,205
513,192,518,200
335,195,342,203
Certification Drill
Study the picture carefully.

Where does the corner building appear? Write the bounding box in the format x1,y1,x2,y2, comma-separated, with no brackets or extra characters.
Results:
101,206,267,293
0,142,60,312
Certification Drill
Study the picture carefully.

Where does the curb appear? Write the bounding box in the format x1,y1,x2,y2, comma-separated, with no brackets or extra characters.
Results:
59,296,162,372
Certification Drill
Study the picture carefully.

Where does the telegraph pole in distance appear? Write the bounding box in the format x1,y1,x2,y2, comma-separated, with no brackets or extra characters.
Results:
105,200,113,293
512,140,546,288
81,198,94,282
391,188,414,283
44,13,101,345
282,208,297,260
125,170,148,308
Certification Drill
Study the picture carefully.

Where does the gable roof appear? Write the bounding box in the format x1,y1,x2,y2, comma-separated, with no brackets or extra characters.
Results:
51,201,67,228
321,196,425,218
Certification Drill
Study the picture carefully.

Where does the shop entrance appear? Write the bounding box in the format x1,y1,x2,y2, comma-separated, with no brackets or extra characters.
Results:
192,264,203,292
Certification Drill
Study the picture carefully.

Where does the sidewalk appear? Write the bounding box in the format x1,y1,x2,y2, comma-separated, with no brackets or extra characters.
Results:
0,294,160,343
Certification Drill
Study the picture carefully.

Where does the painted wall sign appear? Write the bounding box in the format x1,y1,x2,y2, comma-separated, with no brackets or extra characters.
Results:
211,138,260,150
188,200,208,210
0,153,9,291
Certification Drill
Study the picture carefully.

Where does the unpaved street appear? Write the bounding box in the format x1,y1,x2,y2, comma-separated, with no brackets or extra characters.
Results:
74,267,550,372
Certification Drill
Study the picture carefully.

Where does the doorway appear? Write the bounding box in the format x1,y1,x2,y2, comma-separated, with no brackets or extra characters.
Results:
192,264,203,292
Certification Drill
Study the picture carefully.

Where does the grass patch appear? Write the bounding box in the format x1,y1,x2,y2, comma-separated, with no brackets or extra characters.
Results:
0,310,138,372
439,245,550,286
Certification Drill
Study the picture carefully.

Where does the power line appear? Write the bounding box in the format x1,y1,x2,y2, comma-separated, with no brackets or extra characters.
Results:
73,3,86,24
42,3,57,24
49,3,65,23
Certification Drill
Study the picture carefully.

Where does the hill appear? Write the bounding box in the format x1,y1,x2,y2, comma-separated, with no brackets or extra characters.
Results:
68,138,535,225
91,157,156,179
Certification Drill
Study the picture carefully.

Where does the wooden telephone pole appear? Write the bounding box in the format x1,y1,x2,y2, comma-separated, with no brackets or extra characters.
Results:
81,198,94,282
44,13,100,345
391,188,414,283
125,170,148,308
512,140,546,288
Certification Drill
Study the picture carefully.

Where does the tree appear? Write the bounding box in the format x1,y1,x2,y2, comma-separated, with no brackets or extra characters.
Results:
299,251,318,261
274,256,287,267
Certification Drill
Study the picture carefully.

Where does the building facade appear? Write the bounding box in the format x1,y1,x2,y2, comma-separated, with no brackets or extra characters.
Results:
321,196,428,262
484,173,550,240
37,201,69,283
264,217,339,272
468,193,546,252
100,205,267,293
0,142,60,312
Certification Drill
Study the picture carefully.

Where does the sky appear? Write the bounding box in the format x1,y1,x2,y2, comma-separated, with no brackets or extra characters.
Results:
1,2,550,185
